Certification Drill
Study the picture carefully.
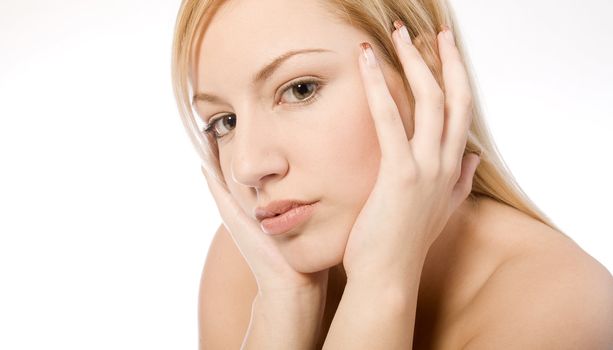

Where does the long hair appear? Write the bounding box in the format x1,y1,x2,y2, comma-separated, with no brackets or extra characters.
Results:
171,0,562,233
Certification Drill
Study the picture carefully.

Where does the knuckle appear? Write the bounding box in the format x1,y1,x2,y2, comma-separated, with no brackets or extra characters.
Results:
400,169,420,185
396,162,420,184
430,86,445,101
383,104,401,121
406,44,423,60
376,98,401,121
434,97,446,113
420,87,444,107
450,93,472,110
421,160,442,178
443,158,460,178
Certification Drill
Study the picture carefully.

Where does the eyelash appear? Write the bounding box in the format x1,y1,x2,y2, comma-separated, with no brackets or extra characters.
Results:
202,78,324,140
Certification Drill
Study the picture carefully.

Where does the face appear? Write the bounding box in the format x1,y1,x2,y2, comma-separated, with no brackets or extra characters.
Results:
192,0,413,273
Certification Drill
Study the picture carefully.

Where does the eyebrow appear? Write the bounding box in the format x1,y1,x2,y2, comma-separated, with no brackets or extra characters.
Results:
191,48,334,107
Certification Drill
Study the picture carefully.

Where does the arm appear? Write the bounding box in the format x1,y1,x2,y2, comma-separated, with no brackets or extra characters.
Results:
322,253,425,349
198,224,328,349
320,23,476,349
199,170,331,349
241,287,326,350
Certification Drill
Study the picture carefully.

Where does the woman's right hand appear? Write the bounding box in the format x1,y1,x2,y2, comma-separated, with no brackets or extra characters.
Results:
201,165,330,298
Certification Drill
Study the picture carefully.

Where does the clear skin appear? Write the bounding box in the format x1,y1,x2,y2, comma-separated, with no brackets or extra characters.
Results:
194,0,613,348
192,0,455,275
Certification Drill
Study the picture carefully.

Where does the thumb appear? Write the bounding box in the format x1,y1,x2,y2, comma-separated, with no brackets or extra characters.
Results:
200,164,246,230
200,164,273,252
201,164,228,194
450,152,481,209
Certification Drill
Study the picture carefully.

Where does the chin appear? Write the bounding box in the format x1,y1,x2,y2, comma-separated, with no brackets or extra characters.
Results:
277,225,348,274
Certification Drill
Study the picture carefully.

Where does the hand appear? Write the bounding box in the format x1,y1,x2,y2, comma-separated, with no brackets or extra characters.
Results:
342,23,481,284
201,166,329,298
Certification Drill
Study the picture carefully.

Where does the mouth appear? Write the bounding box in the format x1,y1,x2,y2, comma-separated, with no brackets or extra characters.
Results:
254,199,318,221
259,201,319,235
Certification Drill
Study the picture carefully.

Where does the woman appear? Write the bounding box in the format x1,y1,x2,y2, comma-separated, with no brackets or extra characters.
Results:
171,0,613,348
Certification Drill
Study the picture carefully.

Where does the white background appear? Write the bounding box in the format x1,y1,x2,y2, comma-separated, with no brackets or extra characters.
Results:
1,0,611,348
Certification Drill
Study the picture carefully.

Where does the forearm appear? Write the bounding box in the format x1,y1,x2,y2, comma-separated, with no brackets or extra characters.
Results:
241,288,326,350
322,259,424,349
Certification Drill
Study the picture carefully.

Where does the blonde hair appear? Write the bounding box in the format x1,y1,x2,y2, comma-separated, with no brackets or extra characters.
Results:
171,0,562,232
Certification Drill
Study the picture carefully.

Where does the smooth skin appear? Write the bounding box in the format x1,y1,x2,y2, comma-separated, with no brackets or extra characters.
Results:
202,21,481,347
202,28,613,350
320,24,479,349
197,2,613,348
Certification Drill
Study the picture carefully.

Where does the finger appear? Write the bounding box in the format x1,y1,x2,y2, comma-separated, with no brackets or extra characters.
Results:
358,42,414,166
449,153,480,210
391,20,445,160
437,26,474,167
200,166,303,289
200,165,264,252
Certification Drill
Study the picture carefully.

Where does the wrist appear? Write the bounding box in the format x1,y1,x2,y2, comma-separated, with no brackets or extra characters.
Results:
257,278,328,304
257,269,330,300
250,289,327,350
345,247,427,293
344,278,413,311
255,285,326,311
255,283,328,327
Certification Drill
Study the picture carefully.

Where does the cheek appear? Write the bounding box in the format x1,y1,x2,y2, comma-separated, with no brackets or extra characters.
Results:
311,84,381,214
280,98,381,273
325,65,412,203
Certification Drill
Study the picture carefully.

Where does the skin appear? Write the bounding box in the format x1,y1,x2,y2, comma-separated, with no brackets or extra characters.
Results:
193,0,419,274
194,0,613,347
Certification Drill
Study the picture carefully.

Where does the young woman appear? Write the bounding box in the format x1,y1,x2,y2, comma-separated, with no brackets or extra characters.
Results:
171,0,613,348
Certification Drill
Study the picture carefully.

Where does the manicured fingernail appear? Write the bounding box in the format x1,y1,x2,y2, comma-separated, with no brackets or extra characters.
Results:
360,42,377,68
441,25,455,46
472,150,483,163
393,20,412,44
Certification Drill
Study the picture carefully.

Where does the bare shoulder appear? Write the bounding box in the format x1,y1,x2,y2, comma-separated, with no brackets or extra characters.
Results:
198,223,258,349
456,197,613,349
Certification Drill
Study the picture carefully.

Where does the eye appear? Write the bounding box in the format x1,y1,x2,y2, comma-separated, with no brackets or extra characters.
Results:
279,79,319,104
202,78,323,140
203,113,236,140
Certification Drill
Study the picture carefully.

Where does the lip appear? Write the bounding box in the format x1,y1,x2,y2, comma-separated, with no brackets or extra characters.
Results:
254,199,317,222
259,201,319,235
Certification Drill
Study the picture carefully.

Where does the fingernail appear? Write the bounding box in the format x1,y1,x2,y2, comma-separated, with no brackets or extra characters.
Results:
441,25,455,46
360,42,377,68
468,150,482,162
393,20,412,45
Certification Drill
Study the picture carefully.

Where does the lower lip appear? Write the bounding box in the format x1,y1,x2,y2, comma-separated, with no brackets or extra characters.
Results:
260,202,318,235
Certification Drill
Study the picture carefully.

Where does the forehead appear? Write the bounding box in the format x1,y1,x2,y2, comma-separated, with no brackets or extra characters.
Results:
191,0,357,92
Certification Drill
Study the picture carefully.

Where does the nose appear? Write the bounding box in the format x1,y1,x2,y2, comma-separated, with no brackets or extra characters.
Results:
230,111,288,190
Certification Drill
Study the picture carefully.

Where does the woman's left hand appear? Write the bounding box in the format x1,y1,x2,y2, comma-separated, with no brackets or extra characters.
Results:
342,23,480,285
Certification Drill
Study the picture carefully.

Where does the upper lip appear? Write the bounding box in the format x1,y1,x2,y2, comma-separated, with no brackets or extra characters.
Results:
254,199,317,222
